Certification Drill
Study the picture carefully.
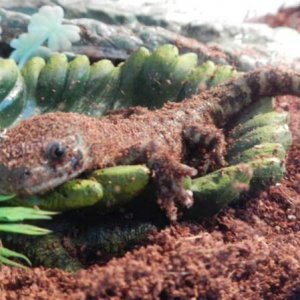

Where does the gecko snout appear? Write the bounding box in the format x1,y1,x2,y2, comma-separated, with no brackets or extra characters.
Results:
8,166,34,196
11,167,32,183
0,165,32,195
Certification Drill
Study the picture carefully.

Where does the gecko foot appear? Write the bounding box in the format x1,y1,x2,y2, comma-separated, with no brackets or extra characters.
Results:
149,157,197,221
183,124,227,174
118,141,197,221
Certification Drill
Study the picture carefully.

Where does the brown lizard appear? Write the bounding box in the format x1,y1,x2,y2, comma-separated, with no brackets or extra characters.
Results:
0,68,299,220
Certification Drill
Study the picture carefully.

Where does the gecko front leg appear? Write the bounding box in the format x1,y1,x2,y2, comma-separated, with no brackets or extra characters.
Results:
183,124,227,174
118,141,197,221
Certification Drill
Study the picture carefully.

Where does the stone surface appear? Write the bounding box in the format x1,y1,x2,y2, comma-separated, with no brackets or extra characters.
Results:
182,21,300,70
1,1,300,70
0,7,230,65
1,0,300,24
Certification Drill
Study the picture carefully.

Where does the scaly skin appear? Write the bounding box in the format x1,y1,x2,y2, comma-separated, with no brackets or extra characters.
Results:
0,68,299,220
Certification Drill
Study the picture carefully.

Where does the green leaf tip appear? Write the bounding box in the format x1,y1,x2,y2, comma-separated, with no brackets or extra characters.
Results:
0,224,51,235
0,206,58,222
0,194,16,202
0,246,31,268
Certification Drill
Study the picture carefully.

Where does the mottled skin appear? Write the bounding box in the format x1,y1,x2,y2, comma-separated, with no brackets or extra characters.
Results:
0,68,299,220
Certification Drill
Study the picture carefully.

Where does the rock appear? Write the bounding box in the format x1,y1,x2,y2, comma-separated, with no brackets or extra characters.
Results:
2,0,300,25
182,21,300,70
1,1,300,71
0,7,229,65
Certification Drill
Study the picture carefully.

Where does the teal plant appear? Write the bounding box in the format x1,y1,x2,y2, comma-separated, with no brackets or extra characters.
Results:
10,6,80,68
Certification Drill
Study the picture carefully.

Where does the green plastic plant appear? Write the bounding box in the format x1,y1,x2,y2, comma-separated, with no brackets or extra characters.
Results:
0,194,57,268
0,46,238,128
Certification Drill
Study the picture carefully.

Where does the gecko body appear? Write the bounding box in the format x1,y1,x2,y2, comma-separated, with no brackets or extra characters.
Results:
0,68,299,220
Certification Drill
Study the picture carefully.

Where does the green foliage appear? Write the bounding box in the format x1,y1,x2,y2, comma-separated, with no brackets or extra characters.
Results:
0,207,57,222
0,194,15,202
0,45,240,127
0,59,26,127
0,196,56,267
0,247,31,268
0,224,51,235
12,165,150,213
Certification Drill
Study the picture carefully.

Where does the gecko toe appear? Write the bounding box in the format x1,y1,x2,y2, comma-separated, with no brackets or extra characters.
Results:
152,161,196,222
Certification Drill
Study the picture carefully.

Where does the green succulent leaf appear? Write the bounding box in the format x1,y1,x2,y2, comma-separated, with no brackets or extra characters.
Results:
0,204,55,267
0,45,241,127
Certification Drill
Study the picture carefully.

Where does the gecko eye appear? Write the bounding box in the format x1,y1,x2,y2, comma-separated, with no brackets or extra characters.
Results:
46,142,66,161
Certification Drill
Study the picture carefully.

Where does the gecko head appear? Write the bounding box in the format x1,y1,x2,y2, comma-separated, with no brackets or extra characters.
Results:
0,112,93,196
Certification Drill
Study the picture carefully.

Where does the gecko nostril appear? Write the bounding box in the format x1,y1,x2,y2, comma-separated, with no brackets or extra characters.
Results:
70,150,83,170
17,168,31,182
23,168,31,179
12,167,31,182
7,167,32,192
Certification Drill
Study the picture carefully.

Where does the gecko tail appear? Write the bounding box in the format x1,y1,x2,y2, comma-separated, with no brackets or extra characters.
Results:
214,67,300,123
246,68,300,99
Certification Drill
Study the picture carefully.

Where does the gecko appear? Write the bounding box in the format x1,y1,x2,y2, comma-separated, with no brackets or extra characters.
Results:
0,67,299,221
